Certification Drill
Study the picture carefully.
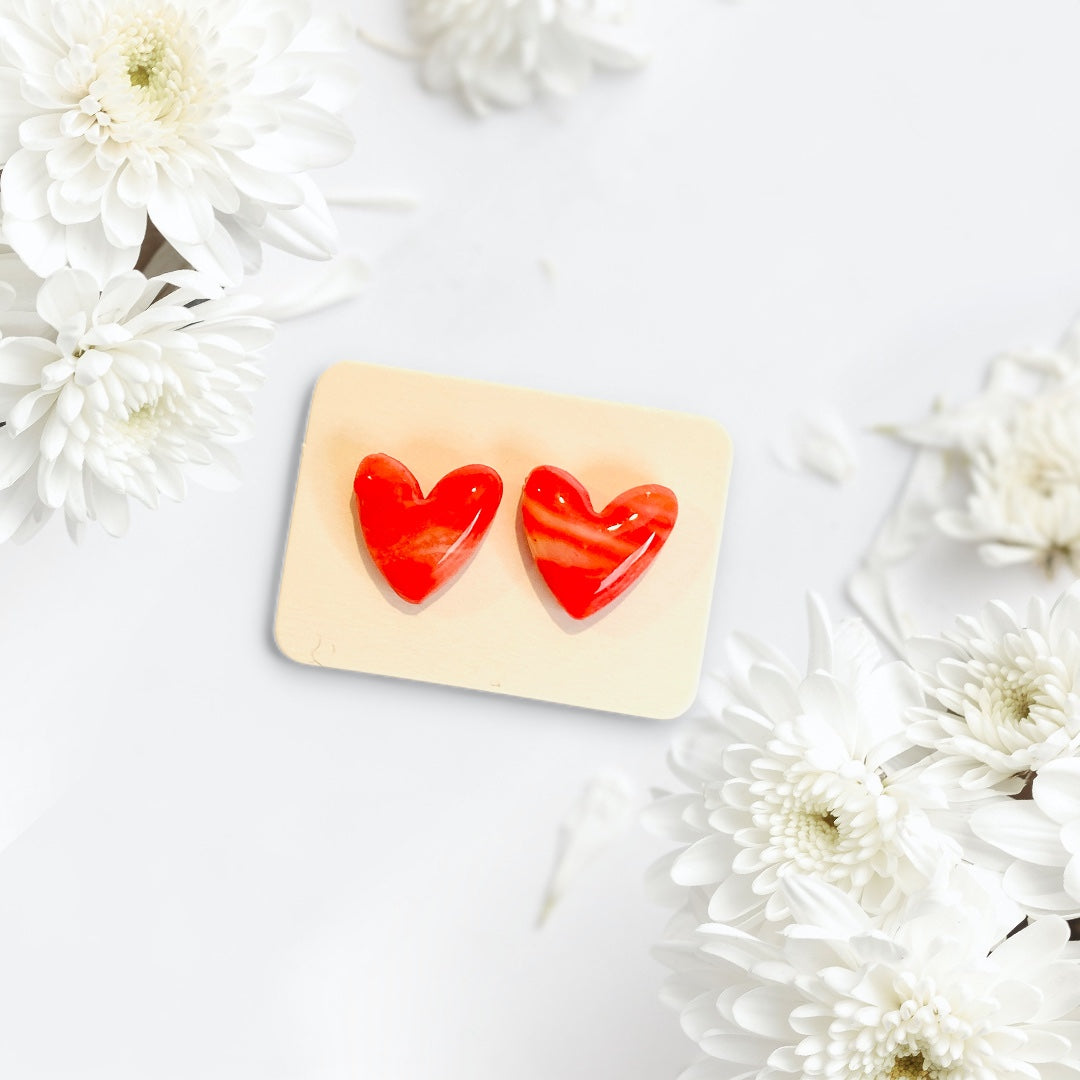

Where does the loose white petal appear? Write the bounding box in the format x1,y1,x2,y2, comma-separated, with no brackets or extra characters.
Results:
322,189,420,212
774,409,859,485
254,255,368,321
536,770,635,927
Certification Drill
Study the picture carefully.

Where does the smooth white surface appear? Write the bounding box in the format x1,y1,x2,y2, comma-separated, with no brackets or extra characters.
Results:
3,2,1080,1076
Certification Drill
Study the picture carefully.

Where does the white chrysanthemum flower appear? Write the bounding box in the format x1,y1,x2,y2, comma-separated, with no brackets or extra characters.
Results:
645,597,956,933
936,386,1080,574
970,758,1080,918
0,0,356,285
851,348,1080,651
0,256,272,540
885,335,1080,578
907,587,1080,798
407,0,647,113
674,872,1080,1080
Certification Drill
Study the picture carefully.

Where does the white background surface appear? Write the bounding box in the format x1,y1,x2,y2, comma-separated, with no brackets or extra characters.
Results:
4,1,1080,1076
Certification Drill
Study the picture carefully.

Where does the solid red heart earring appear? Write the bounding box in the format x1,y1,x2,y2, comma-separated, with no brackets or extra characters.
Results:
353,453,503,604
520,465,678,620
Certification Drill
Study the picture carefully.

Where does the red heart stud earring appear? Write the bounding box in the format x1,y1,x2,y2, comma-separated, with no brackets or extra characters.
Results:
520,465,678,620
354,453,503,605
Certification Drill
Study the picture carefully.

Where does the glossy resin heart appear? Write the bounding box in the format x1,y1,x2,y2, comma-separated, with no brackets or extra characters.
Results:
521,466,678,620
354,454,503,604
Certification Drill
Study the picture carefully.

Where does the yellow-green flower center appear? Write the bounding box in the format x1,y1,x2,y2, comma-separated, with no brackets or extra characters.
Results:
127,40,166,89
121,396,176,451
888,1053,934,1079
92,4,206,132
121,18,184,108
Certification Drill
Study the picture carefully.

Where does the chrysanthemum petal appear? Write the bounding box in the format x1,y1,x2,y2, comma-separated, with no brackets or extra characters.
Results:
168,219,244,287
254,176,337,259
65,218,138,284
1032,760,1080,824
0,425,42,486
100,180,147,251
0,335,58,384
237,100,353,172
0,68,31,159
147,181,216,247
35,266,97,330
87,473,129,536
971,802,1070,867
781,873,871,934
706,872,761,923
1,148,49,219
2,211,66,276
1003,861,1078,915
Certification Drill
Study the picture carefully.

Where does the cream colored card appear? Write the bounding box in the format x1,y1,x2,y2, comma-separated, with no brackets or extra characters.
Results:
275,363,733,719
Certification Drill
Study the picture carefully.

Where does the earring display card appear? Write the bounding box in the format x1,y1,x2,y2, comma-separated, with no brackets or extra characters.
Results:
275,362,733,719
